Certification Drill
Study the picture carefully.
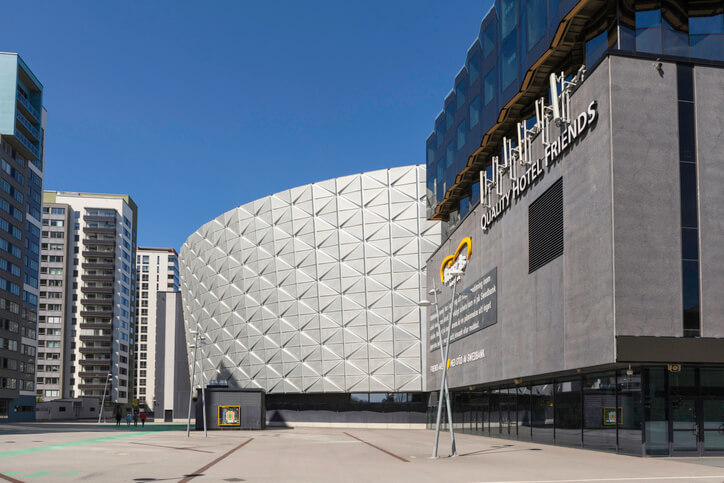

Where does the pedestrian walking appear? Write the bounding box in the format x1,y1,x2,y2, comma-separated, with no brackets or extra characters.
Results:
140,411,147,428
115,412,121,427
133,412,138,427
125,412,131,427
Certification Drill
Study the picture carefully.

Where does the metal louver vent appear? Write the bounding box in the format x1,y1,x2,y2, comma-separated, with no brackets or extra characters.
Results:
529,178,563,273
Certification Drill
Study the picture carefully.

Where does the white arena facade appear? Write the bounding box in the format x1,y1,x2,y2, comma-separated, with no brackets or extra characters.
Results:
179,166,440,423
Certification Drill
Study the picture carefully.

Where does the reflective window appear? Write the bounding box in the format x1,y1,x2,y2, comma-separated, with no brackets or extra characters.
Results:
445,104,455,131
435,121,445,148
469,96,481,129
679,163,698,228
645,367,668,455
456,80,467,110
583,373,617,452
526,0,547,50
681,228,698,260
516,386,531,441
484,68,497,105
446,141,455,169
618,369,643,456
585,31,608,67
501,36,518,89
555,379,582,447
636,7,663,53
468,51,480,85
482,22,496,58
531,383,554,444
682,260,700,336
501,0,518,39
457,120,467,150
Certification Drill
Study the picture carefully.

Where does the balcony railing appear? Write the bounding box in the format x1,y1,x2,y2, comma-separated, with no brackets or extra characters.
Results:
16,92,40,121
14,128,40,159
16,110,40,140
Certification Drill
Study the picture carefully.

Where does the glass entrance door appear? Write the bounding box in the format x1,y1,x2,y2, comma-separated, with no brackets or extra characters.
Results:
702,399,724,455
671,397,699,455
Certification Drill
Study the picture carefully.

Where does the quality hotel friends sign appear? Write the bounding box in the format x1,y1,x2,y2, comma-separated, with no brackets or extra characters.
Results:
481,100,598,231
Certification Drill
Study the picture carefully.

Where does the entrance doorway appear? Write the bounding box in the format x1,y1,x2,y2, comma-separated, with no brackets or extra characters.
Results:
671,397,724,456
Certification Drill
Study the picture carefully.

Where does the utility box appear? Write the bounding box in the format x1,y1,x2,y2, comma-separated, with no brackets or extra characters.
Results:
195,386,265,430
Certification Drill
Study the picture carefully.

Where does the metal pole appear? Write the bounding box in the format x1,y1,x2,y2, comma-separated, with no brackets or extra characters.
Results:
432,280,456,455
432,276,459,457
98,373,111,424
186,332,199,437
200,342,207,438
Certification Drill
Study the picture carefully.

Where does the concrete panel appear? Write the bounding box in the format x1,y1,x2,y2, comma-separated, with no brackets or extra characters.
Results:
610,56,682,337
694,65,724,338
562,57,615,368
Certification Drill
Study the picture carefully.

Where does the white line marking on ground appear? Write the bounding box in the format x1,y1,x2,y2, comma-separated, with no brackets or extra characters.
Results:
478,476,724,483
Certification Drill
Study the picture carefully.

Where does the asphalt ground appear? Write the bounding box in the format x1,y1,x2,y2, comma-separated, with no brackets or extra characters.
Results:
1,422,723,482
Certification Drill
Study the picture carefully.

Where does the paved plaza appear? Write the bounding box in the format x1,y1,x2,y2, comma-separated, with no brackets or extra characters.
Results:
0,423,723,482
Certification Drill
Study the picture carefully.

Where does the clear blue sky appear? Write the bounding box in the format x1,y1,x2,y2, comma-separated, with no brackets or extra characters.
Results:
3,0,490,250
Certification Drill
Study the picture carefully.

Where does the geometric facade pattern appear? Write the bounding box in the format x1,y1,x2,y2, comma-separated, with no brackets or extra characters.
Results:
179,166,441,393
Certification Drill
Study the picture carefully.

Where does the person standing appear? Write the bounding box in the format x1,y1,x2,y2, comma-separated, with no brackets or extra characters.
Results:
125,412,131,427
115,412,121,427
140,411,147,428
133,411,138,427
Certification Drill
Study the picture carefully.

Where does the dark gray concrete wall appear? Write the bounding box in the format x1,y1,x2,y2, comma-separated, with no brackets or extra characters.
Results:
610,57,682,337
695,65,724,338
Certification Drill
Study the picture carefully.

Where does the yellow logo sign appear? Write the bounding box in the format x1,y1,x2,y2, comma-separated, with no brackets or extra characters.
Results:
440,237,472,286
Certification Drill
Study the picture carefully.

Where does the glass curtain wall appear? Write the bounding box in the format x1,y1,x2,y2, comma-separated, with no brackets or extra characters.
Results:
435,366,724,455
426,0,724,222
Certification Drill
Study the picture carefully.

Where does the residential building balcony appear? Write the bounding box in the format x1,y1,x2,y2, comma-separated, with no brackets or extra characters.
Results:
83,226,115,235
78,384,106,390
80,310,113,318
15,110,40,141
16,91,40,122
79,334,112,343
78,359,111,366
79,322,112,330
83,239,115,247
81,274,114,282
80,286,113,294
78,346,112,355
78,371,110,379
14,128,40,160
82,262,114,270
80,297,113,306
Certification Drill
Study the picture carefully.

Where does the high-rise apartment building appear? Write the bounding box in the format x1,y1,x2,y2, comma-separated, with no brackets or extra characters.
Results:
0,53,45,422
40,192,137,406
133,247,179,409
37,202,70,400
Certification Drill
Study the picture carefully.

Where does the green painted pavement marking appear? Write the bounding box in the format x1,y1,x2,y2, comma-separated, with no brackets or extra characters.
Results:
2,472,20,475
58,471,81,476
22,471,55,478
0,431,155,459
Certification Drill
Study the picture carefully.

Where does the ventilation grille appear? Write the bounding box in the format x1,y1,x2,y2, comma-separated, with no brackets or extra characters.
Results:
529,178,564,273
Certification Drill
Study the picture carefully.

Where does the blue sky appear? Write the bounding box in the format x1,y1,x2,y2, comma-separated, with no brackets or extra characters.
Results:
3,0,490,249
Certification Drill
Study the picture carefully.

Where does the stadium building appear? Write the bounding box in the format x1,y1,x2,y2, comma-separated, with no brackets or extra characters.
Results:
180,166,441,425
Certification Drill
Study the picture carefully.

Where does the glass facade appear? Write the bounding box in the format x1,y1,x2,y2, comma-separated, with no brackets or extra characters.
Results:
431,366,724,456
426,0,724,222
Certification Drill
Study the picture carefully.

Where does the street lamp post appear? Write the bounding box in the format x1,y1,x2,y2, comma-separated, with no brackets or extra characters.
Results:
98,373,112,424
431,273,462,458
423,281,457,457
186,331,201,437
200,340,208,438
